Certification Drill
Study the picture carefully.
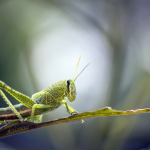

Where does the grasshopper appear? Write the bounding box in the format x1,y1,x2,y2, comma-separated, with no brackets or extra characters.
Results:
0,56,89,124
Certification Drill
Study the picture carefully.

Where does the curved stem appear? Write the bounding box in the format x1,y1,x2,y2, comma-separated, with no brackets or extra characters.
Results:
0,107,150,138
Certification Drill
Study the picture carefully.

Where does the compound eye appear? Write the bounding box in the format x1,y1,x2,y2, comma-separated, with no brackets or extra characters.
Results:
67,80,70,92
67,80,70,86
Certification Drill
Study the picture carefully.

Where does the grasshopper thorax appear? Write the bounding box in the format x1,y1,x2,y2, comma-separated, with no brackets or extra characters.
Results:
66,79,76,103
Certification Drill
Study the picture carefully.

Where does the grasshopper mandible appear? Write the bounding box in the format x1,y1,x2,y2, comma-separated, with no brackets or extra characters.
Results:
0,56,89,124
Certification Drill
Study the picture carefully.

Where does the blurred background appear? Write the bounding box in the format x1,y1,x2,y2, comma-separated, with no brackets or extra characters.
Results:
0,0,150,150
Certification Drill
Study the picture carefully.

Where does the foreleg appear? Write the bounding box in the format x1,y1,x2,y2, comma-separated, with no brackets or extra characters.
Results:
61,100,84,123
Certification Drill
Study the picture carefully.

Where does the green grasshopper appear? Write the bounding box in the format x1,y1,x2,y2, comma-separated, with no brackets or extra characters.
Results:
0,56,89,124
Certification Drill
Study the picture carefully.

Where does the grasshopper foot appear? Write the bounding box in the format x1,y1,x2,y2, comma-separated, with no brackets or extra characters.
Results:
70,111,84,123
23,118,28,121
19,119,24,123
71,111,78,115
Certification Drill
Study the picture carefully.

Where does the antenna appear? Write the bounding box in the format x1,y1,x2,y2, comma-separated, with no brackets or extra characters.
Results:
73,55,81,81
73,55,90,82
74,62,90,81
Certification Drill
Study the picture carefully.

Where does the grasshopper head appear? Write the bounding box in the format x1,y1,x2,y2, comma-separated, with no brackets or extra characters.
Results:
66,79,76,102
66,55,90,103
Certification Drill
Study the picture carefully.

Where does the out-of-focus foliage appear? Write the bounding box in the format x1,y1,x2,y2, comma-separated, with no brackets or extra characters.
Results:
0,0,150,150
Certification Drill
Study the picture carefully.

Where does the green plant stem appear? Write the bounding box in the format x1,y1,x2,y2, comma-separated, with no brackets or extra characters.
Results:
0,107,150,138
